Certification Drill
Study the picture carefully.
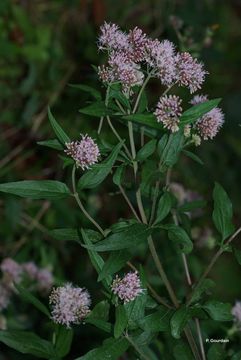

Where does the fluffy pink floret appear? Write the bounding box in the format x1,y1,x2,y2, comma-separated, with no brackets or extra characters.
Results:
154,95,182,132
196,107,224,140
111,271,143,303
98,22,129,51
49,283,91,328
232,301,241,329
65,135,100,170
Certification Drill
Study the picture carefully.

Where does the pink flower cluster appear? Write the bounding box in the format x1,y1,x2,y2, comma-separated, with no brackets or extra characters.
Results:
154,95,182,132
65,134,100,170
191,94,224,140
49,283,91,328
0,258,54,313
111,271,143,303
98,22,206,94
232,301,241,329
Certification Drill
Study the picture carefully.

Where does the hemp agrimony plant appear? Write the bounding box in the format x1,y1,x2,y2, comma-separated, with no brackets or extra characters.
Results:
0,22,241,360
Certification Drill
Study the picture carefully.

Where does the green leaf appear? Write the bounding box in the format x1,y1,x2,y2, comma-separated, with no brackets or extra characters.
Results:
81,229,111,288
207,344,226,360
180,98,221,124
15,284,50,318
182,149,204,165
157,134,168,156
69,84,101,100
178,200,206,213
37,139,63,150
85,318,112,333
88,300,110,321
124,289,147,328
113,165,126,186
167,225,193,254
75,337,129,360
0,330,56,358
54,325,73,358
114,305,128,338
138,306,173,332
122,113,163,130
136,140,157,161
108,83,130,109
84,224,151,251
203,300,233,321
161,132,184,168
49,228,82,244
48,107,70,144
79,101,111,117
0,180,71,200
98,250,131,282
170,306,191,339
188,279,215,305
78,142,123,190
212,182,234,241
174,341,193,360
154,191,173,224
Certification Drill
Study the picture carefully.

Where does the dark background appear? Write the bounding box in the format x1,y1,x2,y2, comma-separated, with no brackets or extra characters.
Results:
0,0,241,358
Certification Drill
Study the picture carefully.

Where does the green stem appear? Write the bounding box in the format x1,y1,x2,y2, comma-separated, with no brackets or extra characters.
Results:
119,185,141,222
133,73,152,114
107,116,132,158
125,334,150,360
71,166,105,236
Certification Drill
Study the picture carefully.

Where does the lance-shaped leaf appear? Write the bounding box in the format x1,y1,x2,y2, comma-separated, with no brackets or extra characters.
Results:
37,139,63,150
122,113,163,130
0,180,71,200
54,325,73,358
114,305,128,338
0,330,56,358
212,182,234,241
182,149,204,165
15,284,50,318
180,98,221,124
75,337,129,360
170,306,191,339
69,84,101,100
161,132,184,168
48,108,70,144
202,300,233,321
83,224,151,252
136,140,157,161
188,279,215,305
79,101,112,117
167,225,193,254
154,191,173,224
78,141,123,190
138,306,173,332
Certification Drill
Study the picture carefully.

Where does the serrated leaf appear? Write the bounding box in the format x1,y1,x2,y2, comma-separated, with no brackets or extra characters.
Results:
124,289,147,329
0,330,56,358
78,142,123,190
170,306,191,339
167,225,193,254
207,344,226,360
180,98,221,124
122,113,163,130
79,101,111,117
54,325,73,358
174,341,193,360
161,132,184,168
15,284,50,318
189,279,215,305
84,224,151,251
37,139,63,150
114,305,128,338
48,108,70,144
138,306,173,332
98,250,132,282
69,84,101,100
113,165,126,186
75,337,129,360
81,229,111,288
182,149,204,165
136,140,157,161
0,180,71,200
203,301,233,321
154,191,173,224
212,182,234,241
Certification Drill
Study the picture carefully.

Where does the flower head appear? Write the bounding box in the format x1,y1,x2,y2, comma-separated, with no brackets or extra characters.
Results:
127,27,148,62
98,22,129,51
111,271,143,303
190,94,208,105
36,268,54,294
232,301,241,329
0,283,10,311
49,283,91,328
22,262,38,280
65,135,100,170
0,258,22,285
196,107,224,140
146,39,176,85
154,95,182,132
175,52,207,93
